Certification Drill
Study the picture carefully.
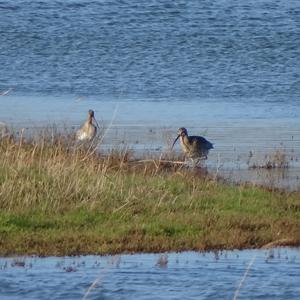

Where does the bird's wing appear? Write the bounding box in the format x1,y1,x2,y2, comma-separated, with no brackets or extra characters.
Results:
190,136,213,149
76,123,86,139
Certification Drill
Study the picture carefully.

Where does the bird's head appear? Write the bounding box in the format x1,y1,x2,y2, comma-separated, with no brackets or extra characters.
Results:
88,109,95,118
171,127,188,149
177,127,188,137
88,109,100,129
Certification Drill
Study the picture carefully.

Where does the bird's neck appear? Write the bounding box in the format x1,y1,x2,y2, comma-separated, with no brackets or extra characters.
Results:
180,135,189,146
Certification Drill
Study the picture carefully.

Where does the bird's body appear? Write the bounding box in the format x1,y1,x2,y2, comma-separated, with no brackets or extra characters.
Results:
0,122,10,139
76,110,98,142
172,127,213,165
179,134,213,159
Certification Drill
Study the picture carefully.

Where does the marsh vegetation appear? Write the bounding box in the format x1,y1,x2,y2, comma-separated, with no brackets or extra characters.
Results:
0,131,299,255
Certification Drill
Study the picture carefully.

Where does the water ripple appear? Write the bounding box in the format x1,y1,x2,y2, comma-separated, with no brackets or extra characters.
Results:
0,249,299,299
1,0,300,100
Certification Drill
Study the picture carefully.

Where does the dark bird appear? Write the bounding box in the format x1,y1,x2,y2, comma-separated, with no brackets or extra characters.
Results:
172,127,213,165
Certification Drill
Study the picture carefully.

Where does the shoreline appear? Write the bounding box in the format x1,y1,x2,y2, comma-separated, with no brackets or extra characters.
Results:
1,239,299,258
2,120,300,190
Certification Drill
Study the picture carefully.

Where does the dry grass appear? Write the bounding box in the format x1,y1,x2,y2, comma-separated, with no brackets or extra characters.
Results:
0,131,299,256
248,149,290,169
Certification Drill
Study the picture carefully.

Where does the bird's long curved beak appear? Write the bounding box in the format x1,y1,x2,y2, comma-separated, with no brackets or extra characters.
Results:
171,135,180,150
93,117,101,130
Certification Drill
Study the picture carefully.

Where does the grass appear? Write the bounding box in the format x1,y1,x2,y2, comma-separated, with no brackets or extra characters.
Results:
0,132,299,256
248,149,290,169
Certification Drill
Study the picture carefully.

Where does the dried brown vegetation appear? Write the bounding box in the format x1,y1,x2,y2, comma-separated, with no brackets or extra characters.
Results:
248,149,290,169
0,131,299,256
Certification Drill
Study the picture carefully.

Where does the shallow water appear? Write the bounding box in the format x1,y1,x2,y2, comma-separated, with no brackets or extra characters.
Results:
1,96,300,189
0,248,299,300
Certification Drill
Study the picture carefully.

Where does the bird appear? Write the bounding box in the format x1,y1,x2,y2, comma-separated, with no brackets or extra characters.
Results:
0,122,11,139
76,109,99,142
171,127,213,166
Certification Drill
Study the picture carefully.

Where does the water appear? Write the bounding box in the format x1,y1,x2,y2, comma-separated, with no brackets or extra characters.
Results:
0,249,299,300
1,0,300,188
1,0,300,100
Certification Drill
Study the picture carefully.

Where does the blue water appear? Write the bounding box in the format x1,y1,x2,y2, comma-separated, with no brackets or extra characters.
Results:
0,249,299,300
1,0,300,102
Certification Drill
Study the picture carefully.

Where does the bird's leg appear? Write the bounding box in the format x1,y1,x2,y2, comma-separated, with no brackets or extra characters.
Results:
199,155,207,160
189,158,199,168
194,158,201,168
183,157,190,167
182,157,193,168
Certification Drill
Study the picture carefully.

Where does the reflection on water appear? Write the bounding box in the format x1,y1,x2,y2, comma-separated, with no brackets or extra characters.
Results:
0,248,299,300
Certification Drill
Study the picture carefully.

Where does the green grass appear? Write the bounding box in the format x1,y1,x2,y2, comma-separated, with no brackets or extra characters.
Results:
0,135,299,256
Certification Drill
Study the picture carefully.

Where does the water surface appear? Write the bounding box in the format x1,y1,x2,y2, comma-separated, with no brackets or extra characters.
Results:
1,0,300,101
0,248,299,300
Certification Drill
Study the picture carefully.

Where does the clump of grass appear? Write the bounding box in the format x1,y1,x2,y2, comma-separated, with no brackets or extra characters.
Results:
249,150,289,169
63,265,77,272
156,254,168,267
11,257,26,267
0,130,299,256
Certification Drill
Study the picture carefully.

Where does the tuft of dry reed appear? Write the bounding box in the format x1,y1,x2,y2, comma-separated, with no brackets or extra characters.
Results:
0,129,196,212
248,149,289,169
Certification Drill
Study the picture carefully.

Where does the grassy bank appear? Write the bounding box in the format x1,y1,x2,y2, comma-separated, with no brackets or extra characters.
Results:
0,133,299,256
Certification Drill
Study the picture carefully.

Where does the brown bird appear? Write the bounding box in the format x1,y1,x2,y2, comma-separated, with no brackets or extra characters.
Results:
76,109,99,142
172,127,213,165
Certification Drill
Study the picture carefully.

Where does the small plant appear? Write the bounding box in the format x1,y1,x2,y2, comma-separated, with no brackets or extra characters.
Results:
156,254,168,267
249,150,289,169
11,258,26,267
